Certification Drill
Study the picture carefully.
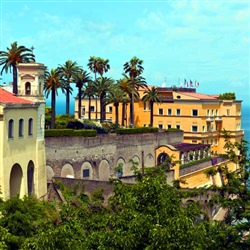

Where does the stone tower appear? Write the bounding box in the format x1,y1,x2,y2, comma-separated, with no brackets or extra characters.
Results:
16,62,47,198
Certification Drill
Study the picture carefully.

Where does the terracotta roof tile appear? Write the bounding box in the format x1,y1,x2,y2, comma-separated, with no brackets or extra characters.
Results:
177,92,218,100
0,88,33,104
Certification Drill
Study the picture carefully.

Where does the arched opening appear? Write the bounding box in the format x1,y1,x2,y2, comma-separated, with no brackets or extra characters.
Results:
28,118,33,136
61,163,74,178
25,82,31,95
99,159,110,181
46,165,55,181
157,152,170,167
10,164,23,198
27,161,34,196
81,162,93,179
8,119,14,139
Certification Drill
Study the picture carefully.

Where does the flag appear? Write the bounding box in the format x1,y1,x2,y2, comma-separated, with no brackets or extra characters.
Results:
190,80,193,87
178,82,183,88
195,80,199,87
184,79,188,87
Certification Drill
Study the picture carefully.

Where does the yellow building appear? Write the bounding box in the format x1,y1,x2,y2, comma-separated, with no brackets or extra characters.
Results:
75,87,244,155
0,63,47,199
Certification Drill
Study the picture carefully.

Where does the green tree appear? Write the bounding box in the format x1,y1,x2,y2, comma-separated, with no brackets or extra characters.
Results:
94,77,114,122
58,60,80,115
72,68,91,119
82,80,95,120
0,41,35,94
123,56,145,127
88,56,110,119
105,83,129,128
44,68,64,129
142,86,161,127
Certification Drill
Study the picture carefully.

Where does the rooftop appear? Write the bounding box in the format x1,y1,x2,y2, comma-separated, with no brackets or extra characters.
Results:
0,87,33,105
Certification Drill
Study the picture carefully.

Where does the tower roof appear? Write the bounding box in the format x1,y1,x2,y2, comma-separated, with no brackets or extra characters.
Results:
0,88,33,104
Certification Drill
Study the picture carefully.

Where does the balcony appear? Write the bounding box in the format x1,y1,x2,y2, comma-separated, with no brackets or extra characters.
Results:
180,156,227,176
214,116,222,121
206,117,214,122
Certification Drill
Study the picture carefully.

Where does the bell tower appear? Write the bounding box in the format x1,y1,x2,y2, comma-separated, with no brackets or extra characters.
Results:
16,62,47,199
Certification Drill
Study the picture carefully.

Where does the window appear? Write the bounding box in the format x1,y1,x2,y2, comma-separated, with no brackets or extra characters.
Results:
207,110,210,116
192,125,198,132
215,138,218,145
176,125,180,130
158,124,163,129
8,119,14,139
143,102,147,110
81,106,86,116
215,109,218,116
176,109,181,116
226,109,230,116
202,126,205,132
83,169,90,177
19,119,24,137
25,82,31,95
167,124,171,129
108,106,112,113
159,108,163,115
28,118,33,136
211,109,214,116
90,106,95,112
192,109,198,116
167,109,172,115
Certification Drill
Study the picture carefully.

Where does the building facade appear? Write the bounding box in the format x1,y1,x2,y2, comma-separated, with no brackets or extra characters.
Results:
0,63,47,199
75,87,244,155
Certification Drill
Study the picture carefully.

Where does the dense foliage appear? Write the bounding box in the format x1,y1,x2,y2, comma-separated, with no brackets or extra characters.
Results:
0,156,249,249
218,92,236,100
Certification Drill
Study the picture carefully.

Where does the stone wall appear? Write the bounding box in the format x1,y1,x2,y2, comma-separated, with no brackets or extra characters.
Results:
45,131,183,181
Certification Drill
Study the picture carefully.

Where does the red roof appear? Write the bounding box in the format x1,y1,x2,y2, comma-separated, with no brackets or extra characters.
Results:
0,88,33,104
177,92,218,100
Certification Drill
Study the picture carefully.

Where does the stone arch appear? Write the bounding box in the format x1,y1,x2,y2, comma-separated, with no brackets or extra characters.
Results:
157,152,170,166
61,163,74,178
145,153,155,167
27,161,35,196
99,159,110,181
10,164,23,198
46,165,55,181
124,155,140,176
25,81,31,95
81,161,93,179
115,157,126,178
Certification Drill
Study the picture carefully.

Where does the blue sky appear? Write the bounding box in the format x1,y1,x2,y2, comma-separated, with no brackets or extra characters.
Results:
1,0,249,110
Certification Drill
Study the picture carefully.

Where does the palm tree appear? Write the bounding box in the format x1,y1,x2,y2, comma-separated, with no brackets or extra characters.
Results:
44,68,64,129
88,56,110,119
142,87,161,127
83,80,95,120
105,84,129,128
94,77,114,122
123,56,144,127
0,41,35,94
72,69,91,119
117,77,132,126
58,60,80,115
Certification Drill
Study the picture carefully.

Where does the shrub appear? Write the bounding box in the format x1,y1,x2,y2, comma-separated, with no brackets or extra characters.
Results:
116,127,158,135
45,129,97,137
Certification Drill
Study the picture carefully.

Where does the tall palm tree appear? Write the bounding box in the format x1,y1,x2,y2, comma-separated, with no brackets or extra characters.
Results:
58,60,80,114
83,80,95,120
0,41,35,94
105,84,129,128
44,68,64,129
72,69,91,119
123,56,144,127
142,87,161,127
94,77,114,122
88,56,110,119
117,77,132,126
